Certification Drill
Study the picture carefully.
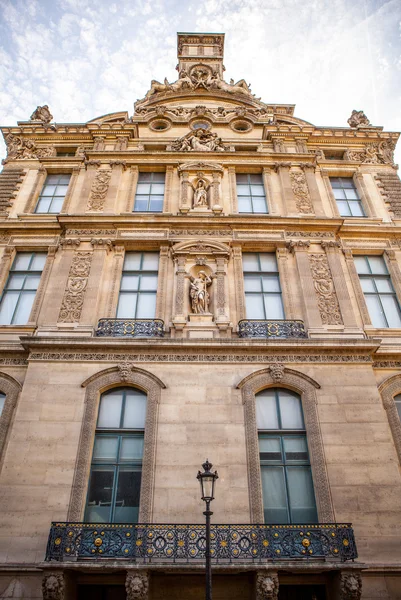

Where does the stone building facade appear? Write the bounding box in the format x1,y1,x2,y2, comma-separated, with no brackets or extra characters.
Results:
0,32,400,600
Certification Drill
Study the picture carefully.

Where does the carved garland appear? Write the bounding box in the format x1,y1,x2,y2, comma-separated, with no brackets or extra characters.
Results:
67,366,165,522
378,374,401,465
309,253,343,325
87,168,112,211
238,367,334,523
290,171,314,214
58,252,93,323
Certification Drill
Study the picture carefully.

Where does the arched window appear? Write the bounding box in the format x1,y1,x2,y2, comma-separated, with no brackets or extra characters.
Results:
85,387,146,524
256,388,317,524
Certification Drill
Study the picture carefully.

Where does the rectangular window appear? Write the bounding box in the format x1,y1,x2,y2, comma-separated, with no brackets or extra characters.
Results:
117,252,159,319
35,174,71,213
354,255,401,328
0,252,47,325
236,174,268,213
330,177,365,217
134,172,165,212
243,253,284,319
257,389,317,524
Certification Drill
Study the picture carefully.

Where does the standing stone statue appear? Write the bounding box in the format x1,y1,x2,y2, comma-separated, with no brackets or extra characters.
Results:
30,105,53,123
189,270,212,313
193,179,208,207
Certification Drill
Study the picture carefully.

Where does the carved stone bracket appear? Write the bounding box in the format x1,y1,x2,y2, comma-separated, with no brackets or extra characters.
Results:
339,572,362,600
256,571,279,600
42,572,65,600
126,571,149,600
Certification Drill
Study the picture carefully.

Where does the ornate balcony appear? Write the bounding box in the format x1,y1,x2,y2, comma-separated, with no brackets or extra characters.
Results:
238,319,307,339
95,319,164,338
46,522,357,563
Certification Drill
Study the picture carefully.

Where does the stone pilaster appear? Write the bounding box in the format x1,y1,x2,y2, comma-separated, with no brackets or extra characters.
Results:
164,165,174,213
124,165,139,212
262,166,278,215
277,247,294,319
215,256,229,331
354,171,374,217
155,244,170,321
233,245,246,322
211,172,223,214
30,245,58,325
179,170,190,214
289,240,322,329
301,163,325,216
0,247,14,293
274,162,297,215
385,249,401,302
322,241,359,329
105,245,125,317
321,168,340,217
23,166,47,213
60,166,81,214
342,248,372,326
172,255,187,330
228,166,238,213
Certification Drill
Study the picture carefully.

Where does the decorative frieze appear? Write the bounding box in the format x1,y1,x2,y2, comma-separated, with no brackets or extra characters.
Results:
58,252,93,323
3,133,56,162
87,168,112,211
290,170,314,213
309,253,343,325
170,229,231,236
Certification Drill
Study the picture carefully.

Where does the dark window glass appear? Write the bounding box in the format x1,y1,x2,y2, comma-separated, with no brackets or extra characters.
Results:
85,388,146,524
35,174,71,213
134,172,165,212
0,252,46,325
236,173,268,213
256,388,317,524
354,255,401,328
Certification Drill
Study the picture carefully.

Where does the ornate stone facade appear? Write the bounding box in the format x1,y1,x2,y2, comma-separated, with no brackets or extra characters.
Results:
58,251,93,322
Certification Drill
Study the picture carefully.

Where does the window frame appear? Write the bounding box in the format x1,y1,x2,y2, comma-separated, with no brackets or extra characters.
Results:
355,255,401,328
133,172,165,213
243,252,285,320
236,173,268,214
34,173,71,214
116,251,159,320
329,176,365,218
0,251,47,325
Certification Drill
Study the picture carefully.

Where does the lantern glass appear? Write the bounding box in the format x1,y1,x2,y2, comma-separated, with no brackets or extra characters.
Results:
201,474,215,501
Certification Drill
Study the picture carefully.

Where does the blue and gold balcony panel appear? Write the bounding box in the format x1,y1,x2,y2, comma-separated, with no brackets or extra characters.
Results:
95,318,164,338
46,523,357,563
238,319,308,339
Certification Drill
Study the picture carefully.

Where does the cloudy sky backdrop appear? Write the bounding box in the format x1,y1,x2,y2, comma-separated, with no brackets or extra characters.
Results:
1,0,401,164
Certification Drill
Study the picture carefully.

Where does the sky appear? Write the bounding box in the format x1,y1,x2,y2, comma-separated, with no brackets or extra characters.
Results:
0,0,401,165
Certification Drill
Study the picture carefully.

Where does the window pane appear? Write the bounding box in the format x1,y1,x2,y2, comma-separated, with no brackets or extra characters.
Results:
242,254,260,272
256,390,278,429
283,437,309,462
24,275,41,290
97,392,123,428
279,391,304,429
259,437,282,462
250,185,265,196
365,295,387,328
374,278,393,293
245,294,265,319
354,256,369,274
92,436,119,461
244,276,262,292
142,253,159,270
124,253,141,270
120,274,139,291
250,174,263,184
380,295,401,327
341,178,355,188
0,292,19,324
263,294,284,319
114,468,142,524
30,253,47,270
259,254,278,272
120,437,144,460
252,197,268,213
261,466,289,524
332,188,345,199
360,278,375,293
138,173,151,182
0,392,5,416
123,390,147,428
136,183,151,194
134,198,149,212
236,174,248,184
35,198,52,213
12,254,32,271
337,201,351,216
117,293,137,318
139,275,158,291
7,275,25,290
12,292,35,324
238,196,253,212
367,256,388,275
286,467,317,523
151,183,165,195
149,197,163,212
349,202,365,217
41,185,57,196
152,172,165,183
236,184,251,196
262,275,281,292
49,197,64,213
86,467,114,523
395,399,401,421
344,188,358,200
136,293,156,318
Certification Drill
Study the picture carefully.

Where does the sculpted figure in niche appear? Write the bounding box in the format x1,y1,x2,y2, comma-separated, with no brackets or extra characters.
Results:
193,179,209,207
190,270,212,313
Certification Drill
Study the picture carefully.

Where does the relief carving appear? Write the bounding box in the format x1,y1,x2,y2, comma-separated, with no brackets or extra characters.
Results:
42,573,65,600
30,104,53,123
190,270,212,314
87,168,112,210
309,254,343,325
256,572,279,600
345,140,396,166
58,252,93,323
290,170,314,213
339,573,362,600
126,572,149,600
347,109,370,128
268,363,285,382
3,133,56,162
168,128,226,152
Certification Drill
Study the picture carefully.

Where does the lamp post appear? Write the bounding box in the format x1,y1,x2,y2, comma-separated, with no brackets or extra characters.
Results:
197,459,218,600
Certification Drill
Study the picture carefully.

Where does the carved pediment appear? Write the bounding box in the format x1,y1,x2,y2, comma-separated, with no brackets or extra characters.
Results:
178,162,223,173
172,239,230,257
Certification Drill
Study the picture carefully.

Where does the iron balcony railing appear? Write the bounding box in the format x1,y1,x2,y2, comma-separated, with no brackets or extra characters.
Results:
95,319,164,338
46,522,357,563
238,319,307,339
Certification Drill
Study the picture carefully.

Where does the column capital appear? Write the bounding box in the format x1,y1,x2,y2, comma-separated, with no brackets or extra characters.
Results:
321,240,341,250
287,240,310,253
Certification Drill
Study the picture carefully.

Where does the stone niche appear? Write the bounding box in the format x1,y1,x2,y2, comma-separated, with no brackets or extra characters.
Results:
177,162,224,215
171,239,231,338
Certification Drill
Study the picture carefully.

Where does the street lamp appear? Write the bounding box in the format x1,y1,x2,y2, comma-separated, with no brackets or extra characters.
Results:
197,459,218,600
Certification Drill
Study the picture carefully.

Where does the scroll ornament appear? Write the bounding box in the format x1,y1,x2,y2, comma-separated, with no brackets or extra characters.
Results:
290,171,314,213
87,168,112,210
4,133,56,161
309,254,343,325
